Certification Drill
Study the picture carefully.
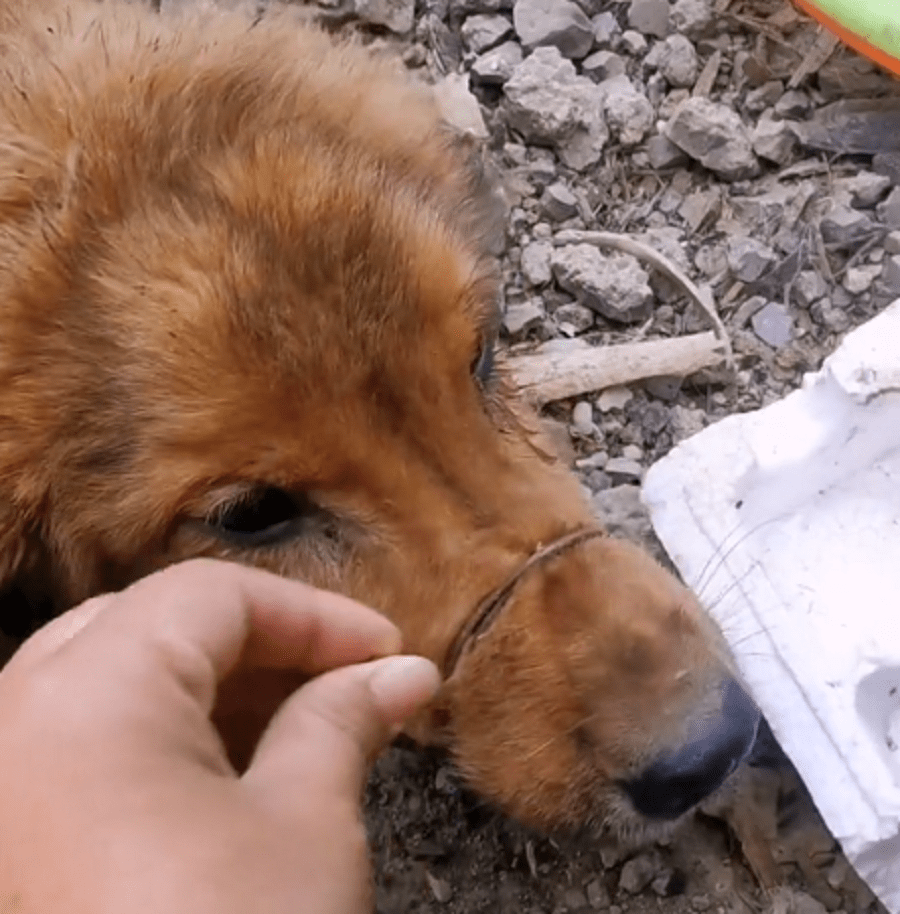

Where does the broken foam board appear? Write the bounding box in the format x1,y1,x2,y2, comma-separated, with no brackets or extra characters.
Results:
642,299,900,912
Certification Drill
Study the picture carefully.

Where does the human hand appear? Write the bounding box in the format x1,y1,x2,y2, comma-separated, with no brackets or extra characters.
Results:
0,559,440,914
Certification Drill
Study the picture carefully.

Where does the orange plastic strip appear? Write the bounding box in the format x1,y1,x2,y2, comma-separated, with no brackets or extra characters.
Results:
792,0,900,79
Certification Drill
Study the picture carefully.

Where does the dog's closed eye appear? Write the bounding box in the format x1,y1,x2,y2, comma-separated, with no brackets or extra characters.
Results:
207,486,328,548
471,334,495,389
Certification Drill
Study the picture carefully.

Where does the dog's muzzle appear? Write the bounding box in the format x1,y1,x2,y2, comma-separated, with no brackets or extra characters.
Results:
442,527,607,680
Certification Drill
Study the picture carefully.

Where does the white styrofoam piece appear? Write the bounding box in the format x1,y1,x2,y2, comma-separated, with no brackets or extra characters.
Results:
642,300,900,912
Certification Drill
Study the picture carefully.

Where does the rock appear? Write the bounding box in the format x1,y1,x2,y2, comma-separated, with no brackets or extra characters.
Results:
461,13,512,51
751,115,797,165
678,189,719,231
432,73,488,138
560,886,588,910
886,230,900,256
774,89,812,118
520,240,553,285
571,400,596,436
585,877,610,909
843,264,881,294
810,298,850,333
551,245,654,322
591,11,620,48
593,483,650,538
619,29,648,55
793,270,828,307
651,868,681,896
647,134,690,169
637,403,669,439
819,204,875,249
456,0,514,12
554,302,594,332
619,851,663,893
881,254,900,294
471,41,523,84
599,75,654,146
642,375,682,401
744,81,784,116
582,49,626,80
873,151,900,185
669,0,712,38
576,450,608,470
731,294,767,329
416,13,463,70
646,35,699,88
665,98,759,181
512,0,593,59
751,301,793,347
353,0,414,33
597,386,633,411
669,405,705,442
694,242,727,277
833,171,892,208
541,182,579,221
425,871,453,903
503,299,545,335
878,186,900,228
503,47,608,170
726,235,777,283
627,0,669,38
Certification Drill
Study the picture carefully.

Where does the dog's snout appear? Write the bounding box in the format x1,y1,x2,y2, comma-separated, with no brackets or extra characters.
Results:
620,678,761,820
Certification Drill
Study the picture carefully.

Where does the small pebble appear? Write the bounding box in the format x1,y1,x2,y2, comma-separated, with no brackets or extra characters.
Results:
425,871,453,903
571,400,596,436
605,457,644,482
618,852,660,894
597,386,634,411
751,302,793,348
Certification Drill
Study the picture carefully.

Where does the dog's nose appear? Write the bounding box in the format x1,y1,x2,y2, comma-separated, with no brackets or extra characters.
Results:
621,678,761,820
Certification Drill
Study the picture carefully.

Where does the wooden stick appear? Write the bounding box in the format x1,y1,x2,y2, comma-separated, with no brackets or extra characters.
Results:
510,332,728,405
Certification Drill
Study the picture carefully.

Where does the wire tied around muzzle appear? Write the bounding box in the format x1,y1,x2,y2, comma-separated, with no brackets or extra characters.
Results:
442,527,607,680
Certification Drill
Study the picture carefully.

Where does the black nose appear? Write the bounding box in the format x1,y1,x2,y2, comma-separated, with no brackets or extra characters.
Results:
620,678,761,820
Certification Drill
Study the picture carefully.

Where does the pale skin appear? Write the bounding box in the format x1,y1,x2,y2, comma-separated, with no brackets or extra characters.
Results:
0,559,441,913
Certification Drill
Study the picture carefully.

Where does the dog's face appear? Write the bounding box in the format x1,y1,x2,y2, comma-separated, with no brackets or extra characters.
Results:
0,1,759,835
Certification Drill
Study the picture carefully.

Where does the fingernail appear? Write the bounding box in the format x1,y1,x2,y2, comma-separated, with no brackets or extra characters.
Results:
369,655,441,716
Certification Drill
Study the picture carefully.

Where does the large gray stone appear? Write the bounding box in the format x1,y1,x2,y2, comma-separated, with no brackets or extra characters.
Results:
665,97,759,180
503,47,608,169
551,245,653,322
513,0,594,59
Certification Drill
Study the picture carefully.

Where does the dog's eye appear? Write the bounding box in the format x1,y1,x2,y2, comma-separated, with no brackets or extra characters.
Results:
471,335,495,387
208,486,308,546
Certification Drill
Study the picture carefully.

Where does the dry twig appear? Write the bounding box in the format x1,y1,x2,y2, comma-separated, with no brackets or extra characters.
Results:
510,332,728,405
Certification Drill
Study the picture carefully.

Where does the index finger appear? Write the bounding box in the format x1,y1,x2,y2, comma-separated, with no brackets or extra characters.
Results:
34,559,402,712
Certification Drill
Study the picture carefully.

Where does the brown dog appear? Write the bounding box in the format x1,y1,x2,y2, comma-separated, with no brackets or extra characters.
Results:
0,0,759,837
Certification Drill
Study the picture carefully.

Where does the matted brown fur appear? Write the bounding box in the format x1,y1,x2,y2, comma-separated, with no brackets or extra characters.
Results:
0,0,739,833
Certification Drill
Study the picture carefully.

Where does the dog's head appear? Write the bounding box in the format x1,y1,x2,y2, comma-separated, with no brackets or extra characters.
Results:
0,2,758,835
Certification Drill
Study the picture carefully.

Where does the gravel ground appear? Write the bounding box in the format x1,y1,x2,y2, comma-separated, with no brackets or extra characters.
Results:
176,0,899,910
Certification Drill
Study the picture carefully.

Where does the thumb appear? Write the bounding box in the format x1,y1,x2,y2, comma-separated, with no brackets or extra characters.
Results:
243,655,440,812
